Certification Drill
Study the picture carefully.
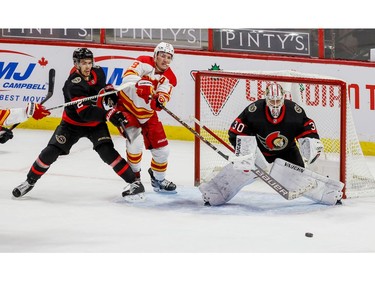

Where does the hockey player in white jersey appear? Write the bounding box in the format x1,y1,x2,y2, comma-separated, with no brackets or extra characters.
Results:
109,42,177,193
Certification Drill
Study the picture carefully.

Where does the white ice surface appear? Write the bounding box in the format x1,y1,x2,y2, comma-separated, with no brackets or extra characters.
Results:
1,129,374,280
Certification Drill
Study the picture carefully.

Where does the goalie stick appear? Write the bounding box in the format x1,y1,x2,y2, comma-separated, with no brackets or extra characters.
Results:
10,68,56,131
179,113,315,200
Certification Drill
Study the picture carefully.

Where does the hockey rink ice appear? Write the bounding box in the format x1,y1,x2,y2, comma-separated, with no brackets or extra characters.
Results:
1,128,374,280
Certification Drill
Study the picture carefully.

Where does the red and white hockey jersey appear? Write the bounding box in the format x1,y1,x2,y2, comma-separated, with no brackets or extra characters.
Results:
117,55,177,124
0,108,28,127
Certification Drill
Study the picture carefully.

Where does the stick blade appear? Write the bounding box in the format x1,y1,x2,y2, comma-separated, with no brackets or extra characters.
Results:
42,68,56,105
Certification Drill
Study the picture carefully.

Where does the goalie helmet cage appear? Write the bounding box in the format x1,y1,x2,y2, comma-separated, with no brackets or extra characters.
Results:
194,70,375,199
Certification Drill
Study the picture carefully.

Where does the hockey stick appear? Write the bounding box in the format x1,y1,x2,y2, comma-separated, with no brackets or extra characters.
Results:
162,105,312,200
45,82,132,142
10,68,56,131
45,82,132,111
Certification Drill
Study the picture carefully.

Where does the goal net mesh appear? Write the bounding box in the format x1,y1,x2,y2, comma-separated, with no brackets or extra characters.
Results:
194,70,375,199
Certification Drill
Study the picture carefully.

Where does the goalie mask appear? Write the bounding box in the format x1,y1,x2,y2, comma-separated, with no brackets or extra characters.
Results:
265,83,285,118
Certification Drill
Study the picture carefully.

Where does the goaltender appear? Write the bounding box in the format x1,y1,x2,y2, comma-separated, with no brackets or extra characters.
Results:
199,83,344,206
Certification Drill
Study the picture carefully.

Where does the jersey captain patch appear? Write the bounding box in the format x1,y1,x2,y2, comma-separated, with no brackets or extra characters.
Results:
257,131,288,151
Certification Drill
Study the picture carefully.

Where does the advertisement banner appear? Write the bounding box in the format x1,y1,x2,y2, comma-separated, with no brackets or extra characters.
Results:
0,42,374,143
1,28,94,41
110,28,205,49
218,29,310,56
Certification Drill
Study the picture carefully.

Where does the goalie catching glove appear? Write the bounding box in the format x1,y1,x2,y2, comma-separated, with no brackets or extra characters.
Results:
298,137,323,164
135,78,154,103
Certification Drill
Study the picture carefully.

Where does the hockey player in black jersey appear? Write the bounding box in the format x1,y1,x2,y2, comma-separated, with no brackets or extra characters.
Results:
13,48,145,201
200,83,343,206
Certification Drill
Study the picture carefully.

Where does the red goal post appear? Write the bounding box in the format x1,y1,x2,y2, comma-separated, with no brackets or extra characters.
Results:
194,70,375,199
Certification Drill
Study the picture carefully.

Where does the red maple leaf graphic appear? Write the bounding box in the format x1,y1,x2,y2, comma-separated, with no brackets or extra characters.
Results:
190,70,239,116
38,57,48,67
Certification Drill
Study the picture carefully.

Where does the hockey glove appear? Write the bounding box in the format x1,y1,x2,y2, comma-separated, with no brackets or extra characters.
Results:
103,84,118,107
106,108,128,128
26,102,51,120
135,78,154,103
150,93,167,111
298,137,324,164
0,127,14,144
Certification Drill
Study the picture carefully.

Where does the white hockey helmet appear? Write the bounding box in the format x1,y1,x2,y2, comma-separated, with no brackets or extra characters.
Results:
154,42,174,59
265,83,285,118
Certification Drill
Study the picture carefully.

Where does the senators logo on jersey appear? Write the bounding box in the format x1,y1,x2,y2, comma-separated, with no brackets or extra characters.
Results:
257,131,288,151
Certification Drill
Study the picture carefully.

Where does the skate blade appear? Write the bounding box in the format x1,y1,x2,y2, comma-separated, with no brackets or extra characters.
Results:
153,188,177,194
123,192,146,202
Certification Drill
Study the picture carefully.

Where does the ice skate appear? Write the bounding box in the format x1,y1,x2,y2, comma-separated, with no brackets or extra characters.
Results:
148,168,177,193
122,180,145,202
12,179,36,198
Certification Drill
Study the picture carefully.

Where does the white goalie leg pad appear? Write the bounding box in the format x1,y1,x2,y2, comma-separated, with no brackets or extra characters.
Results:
270,158,344,205
303,178,343,205
199,163,256,206
255,147,271,172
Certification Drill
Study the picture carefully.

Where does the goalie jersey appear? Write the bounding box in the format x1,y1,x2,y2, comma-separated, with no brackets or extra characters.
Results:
228,99,320,165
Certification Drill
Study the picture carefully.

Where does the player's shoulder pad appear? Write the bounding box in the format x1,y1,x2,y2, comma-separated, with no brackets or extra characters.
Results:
69,71,82,84
286,100,304,114
92,65,105,75
136,55,154,65
163,68,177,87
247,100,262,113
71,76,82,84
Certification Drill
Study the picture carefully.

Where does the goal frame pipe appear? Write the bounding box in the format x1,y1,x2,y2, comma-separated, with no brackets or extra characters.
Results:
194,70,347,197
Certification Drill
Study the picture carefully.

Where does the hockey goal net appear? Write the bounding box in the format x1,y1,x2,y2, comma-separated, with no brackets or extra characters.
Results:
194,70,375,199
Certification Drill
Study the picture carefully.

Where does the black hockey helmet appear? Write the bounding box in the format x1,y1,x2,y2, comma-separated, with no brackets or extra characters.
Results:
73,48,94,64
